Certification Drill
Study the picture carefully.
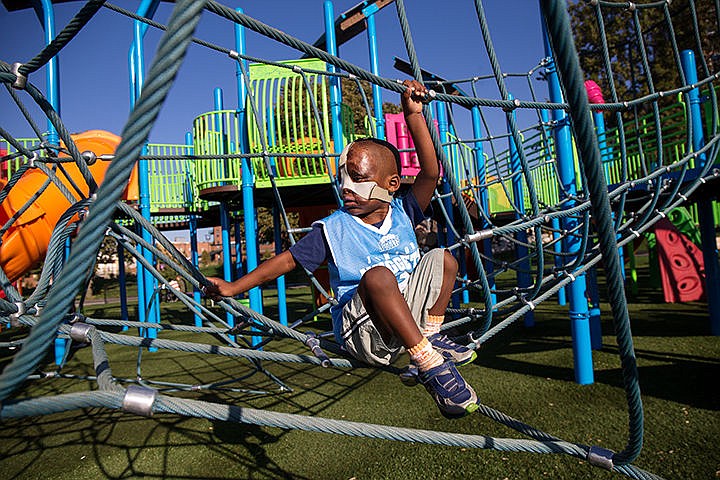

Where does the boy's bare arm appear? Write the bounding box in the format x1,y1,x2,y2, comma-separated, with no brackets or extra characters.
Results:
402,79,439,212
204,250,296,299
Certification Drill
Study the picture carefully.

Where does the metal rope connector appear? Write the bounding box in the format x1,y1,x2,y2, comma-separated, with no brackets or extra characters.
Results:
464,229,493,244
122,385,156,417
69,323,94,343
11,62,27,89
420,89,436,104
28,152,38,168
467,330,483,349
502,97,521,112
587,445,614,471
10,302,25,326
304,331,331,367
81,150,97,166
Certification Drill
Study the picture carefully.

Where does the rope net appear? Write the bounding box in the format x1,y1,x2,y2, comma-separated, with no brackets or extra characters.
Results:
1,0,718,478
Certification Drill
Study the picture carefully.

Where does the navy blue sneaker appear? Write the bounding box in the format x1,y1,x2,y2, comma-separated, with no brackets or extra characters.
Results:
429,333,477,367
399,364,419,386
418,360,479,419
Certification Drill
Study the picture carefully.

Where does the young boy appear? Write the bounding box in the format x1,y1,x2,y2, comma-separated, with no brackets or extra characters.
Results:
205,80,479,418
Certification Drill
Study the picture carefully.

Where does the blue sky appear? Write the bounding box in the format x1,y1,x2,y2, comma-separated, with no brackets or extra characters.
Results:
1,0,549,145
1,1,549,242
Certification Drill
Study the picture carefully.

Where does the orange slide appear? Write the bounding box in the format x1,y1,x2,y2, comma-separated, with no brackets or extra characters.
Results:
0,130,138,284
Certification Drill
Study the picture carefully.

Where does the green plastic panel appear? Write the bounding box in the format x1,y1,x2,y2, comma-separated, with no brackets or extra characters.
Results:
0,138,41,178
193,58,344,194
145,143,199,212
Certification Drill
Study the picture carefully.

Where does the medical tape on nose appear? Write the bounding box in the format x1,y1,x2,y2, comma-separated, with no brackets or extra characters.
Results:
338,142,393,203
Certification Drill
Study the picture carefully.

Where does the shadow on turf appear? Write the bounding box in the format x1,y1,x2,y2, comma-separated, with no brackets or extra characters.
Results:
0,323,382,479
476,313,719,410
0,408,312,480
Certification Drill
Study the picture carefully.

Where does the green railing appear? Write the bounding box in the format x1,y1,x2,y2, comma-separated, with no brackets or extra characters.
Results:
482,127,571,214
193,58,347,193
145,143,197,212
601,98,689,185
483,86,719,218
0,138,42,179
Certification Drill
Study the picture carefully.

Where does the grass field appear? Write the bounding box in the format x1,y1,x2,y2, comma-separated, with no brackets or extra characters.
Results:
1,258,719,480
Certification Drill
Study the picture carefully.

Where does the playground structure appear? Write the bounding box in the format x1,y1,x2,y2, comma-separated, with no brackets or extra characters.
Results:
0,0,719,478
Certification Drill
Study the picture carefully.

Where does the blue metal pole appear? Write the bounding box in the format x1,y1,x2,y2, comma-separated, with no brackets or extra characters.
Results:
324,0,345,156
471,107,496,307
587,267,603,349
681,49,720,335
131,0,161,348
431,105,445,249
234,216,243,280
234,9,263,342
363,3,385,139
118,240,129,327
186,132,202,328
263,104,287,325
435,103,458,307
273,206,288,326
234,10,249,155
589,109,607,342
56,233,69,363
214,88,235,329
543,19,593,383
36,0,59,145
220,203,234,329
507,94,534,327
35,0,63,364
541,108,566,306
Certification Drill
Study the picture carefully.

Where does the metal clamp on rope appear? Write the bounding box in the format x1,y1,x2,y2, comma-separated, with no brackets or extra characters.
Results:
122,385,156,417
304,332,331,368
27,152,38,168
11,62,27,89
420,89,436,104
502,97,521,112
587,446,614,471
69,323,94,343
81,150,97,166
10,302,25,326
228,50,239,60
467,330,483,349
464,229,493,244
519,295,536,311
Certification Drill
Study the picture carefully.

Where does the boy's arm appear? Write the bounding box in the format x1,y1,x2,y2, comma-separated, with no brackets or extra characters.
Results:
402,79,439,212
204,250,296,299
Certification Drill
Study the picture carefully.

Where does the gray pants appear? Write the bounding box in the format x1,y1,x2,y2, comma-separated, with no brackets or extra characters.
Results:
340,248,446,366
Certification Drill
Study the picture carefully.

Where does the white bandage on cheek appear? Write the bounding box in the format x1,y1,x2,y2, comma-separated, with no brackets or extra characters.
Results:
339,165,393,202
337,142,393,203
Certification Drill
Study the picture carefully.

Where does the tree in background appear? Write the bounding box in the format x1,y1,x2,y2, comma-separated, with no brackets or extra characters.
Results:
568,0,718,109
97,236,134,267
340,78,401,137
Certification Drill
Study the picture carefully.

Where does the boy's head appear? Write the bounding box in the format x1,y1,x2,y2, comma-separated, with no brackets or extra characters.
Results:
338,138,401,216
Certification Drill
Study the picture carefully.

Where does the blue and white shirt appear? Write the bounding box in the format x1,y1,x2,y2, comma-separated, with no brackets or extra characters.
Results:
289,193,428,341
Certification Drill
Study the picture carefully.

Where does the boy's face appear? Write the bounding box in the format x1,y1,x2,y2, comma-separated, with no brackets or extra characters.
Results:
341,143,400,218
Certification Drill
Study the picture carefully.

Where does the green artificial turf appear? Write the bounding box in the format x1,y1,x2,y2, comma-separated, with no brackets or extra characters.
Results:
1,265,719,479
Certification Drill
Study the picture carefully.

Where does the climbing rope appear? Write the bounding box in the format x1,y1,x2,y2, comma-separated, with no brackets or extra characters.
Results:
1,0,718,478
